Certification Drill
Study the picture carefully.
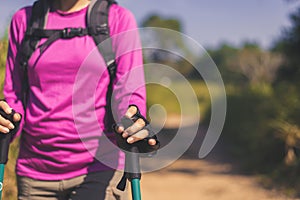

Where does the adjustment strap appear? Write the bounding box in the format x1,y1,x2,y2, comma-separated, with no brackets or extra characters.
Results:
26,27,89,39
28,27,88,53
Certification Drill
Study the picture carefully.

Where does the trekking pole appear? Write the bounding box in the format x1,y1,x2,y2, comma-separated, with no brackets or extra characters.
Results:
116,117,142,200
125,146,142,200
0,109,16,200
116,115,159,200
0,163,4,199
0,129,13,200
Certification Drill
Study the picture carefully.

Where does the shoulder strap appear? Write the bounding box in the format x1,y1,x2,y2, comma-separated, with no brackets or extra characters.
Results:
21,0,49,64
88,0,118,132
88,0,117,76
20,0,49,108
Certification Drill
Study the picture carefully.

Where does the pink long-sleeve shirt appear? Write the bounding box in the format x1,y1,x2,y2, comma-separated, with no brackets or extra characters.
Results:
4,3,146,180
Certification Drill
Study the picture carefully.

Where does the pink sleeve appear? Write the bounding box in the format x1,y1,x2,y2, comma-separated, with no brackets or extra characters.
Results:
3,8,29,137
109,5,147,120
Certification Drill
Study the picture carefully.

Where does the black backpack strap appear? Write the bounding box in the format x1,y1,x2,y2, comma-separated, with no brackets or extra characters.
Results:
88,0,117,71
20,0,49,65
20,0,50,108
88,0,117,132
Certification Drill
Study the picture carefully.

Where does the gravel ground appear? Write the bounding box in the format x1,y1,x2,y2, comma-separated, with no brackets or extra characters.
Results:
138,124,297,200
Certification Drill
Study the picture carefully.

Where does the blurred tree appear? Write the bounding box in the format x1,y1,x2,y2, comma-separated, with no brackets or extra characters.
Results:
142,14,182,32
272,4,300,161
275,7,300,83
206,43,242,83
141,14,196,77
230,44,283,85
207,42,282,85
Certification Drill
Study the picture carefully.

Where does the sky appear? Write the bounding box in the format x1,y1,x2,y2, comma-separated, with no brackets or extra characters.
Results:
0,0,300,49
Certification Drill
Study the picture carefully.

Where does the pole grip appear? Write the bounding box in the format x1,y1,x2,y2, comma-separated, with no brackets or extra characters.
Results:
125,146,141,180
0,134,12,164
0,109,15,164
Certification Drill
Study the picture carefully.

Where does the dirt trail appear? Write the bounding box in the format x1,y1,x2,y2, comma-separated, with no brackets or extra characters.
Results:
139,124,296,200
141,159,291,200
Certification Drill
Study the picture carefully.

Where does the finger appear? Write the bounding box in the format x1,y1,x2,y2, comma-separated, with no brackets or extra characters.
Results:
125,106,137,118
0,115,14,133
0,115,15,130
148,138,157,146
0,124,11,134
13,113,22,122
0,101,12,114
127,129,149,144
123,118,145,138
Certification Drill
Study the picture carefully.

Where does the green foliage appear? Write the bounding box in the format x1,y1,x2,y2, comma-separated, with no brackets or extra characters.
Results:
275,7,300,82
222,84,286,172
270,7,300,191
146,81,211,117
141,9,300,195
0,37,8,98
142,14,182,32
274,82,300,123
206,43,243,84
141,14,196,77
208,42,283,85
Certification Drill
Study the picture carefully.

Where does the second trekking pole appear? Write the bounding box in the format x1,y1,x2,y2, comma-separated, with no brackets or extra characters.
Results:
0,109,20,200
0,116,13,200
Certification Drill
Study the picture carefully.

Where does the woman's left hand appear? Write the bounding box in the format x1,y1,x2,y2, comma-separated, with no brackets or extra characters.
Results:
114,106,157,146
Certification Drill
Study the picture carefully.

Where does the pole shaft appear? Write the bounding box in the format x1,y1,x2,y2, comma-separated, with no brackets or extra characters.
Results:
0,164,5,200
131,178,141,200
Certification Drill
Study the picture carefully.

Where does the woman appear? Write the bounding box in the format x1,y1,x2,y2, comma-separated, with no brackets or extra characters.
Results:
0,0,157,199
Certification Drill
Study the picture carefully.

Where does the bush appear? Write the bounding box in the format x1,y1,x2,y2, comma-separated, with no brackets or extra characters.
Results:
221,84,286,173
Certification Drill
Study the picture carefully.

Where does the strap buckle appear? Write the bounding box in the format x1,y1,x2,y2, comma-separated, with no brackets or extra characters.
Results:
95,24,109,35
62,27,84,38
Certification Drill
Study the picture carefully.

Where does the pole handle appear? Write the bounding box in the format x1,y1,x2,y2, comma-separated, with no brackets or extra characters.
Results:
0,109,15,164
116,117,142,192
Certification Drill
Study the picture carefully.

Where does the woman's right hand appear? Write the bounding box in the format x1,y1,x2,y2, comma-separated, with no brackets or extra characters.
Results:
0,101,22,134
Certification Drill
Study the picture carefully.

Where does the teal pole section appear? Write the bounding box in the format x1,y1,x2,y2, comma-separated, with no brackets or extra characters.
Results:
0,164,5,200
131,179,141,200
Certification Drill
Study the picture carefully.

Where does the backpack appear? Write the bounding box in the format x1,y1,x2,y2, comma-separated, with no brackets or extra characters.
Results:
19,0,117,131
